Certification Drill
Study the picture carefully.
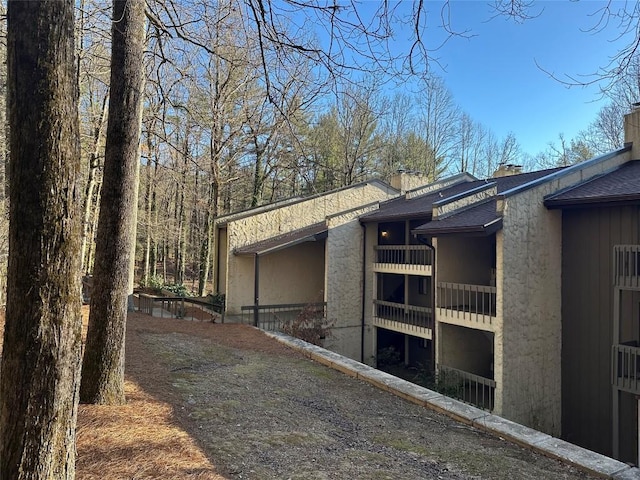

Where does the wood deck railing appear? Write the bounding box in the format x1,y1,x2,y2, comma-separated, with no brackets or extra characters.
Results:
374,245,432,266
437,282,496,324
373,300,433,329
614,245,640,289
612,342,640,395
437,364,495,411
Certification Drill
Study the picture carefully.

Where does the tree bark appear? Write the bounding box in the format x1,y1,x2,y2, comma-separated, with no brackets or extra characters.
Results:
80,0,145,405
81,93,109,274
0,1,83,478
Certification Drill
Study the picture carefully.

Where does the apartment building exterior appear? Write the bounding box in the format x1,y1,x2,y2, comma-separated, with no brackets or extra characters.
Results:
210,110,640,465
212,177,409,358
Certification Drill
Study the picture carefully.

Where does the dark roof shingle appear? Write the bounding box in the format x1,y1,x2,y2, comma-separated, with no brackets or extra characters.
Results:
412,200,502,236
545,161,640,208
361,168,564,223
234,222,327,256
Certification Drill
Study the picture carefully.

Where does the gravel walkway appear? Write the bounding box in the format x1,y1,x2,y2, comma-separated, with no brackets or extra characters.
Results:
125,314,598,480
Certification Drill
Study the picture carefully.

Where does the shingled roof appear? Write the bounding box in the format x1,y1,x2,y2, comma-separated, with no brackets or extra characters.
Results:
412,200,502,237
359,180,476,223
545,161,640,208
361,167,564,224
234,222,327,256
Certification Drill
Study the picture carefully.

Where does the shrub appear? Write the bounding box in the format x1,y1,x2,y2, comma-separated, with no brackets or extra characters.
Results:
142,274,165,291
206,292,225,307
376,346,402,368
163,283,191,297
280,303,334,346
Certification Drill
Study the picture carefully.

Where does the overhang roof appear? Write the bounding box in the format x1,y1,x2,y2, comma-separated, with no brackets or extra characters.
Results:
360,168,563,224
359,181,476,223
234,222,328,256
545,160,640,209
412,200,502,237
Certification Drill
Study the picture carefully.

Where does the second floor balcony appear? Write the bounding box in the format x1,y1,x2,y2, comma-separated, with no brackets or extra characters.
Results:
373,245,432,275
373,299,433,338
612,342,640,395
437,282,497,331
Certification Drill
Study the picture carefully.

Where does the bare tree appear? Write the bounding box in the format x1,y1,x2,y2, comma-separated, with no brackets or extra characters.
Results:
81,0,146,405
0,1,83,477
416,75,460,179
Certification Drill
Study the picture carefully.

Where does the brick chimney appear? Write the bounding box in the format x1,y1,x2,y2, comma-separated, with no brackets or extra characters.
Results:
624,103,640,159
389,170,429,194
492,163,522,178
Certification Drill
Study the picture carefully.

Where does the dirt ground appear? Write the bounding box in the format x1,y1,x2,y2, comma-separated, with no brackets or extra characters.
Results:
73,312,603,479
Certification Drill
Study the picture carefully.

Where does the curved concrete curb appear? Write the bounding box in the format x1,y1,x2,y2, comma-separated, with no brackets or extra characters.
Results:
262,330,640,480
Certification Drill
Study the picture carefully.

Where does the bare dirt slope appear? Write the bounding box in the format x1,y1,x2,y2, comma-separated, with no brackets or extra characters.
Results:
102,312,599,480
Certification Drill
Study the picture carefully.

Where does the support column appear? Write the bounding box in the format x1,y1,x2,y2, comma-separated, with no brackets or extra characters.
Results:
253,253,260,327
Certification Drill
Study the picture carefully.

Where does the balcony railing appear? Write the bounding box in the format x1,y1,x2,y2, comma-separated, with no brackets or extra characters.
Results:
373,300,433,330
612,342,640,395
437,282,496,325
614,245,640,289
240,302,327,331
437,364,495,411
374,245,432,266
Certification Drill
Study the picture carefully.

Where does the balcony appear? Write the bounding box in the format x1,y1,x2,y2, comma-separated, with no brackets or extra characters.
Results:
614,245,640,289
612,342,640,395
373,299,433,338
437,364,495,412
373,245,432,275
437,282,496,331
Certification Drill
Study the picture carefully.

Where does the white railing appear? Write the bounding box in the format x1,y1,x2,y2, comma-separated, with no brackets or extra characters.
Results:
374,245,432,266
437,364,495,411
437,282,496,324
373,300,432,329
614,245,640,289
612,342,640,395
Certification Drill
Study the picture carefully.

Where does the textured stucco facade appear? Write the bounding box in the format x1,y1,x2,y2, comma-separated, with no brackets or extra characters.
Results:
494,146,632,435
324,205,379,360
498,186,563,434
218,181,398,315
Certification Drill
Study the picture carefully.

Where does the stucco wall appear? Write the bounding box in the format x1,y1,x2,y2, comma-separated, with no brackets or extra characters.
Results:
217,227,228,293
499,186,563,436
258,242,325,305
228,182,396,248
230,255,256,311
363,222,379,365
224,182,397,313
324,205,379,361
496,148,632,436
434,185,496,219
440,323,494,378
436,236,493,285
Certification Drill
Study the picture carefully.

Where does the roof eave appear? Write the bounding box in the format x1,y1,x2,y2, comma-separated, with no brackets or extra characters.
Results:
413,218,503,237
545,194,640,209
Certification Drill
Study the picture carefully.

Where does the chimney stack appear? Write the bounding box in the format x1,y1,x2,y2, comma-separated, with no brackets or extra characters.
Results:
624,103,640,159
390,170,429,194
492,163,522,178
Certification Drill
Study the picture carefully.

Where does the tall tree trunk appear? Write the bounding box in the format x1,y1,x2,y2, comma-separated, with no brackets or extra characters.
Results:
81,93,109,274
176,142,188,286
251,137,264,207
80,0,145,405
0,1,83,478
198,179,219,296
85,173,103,274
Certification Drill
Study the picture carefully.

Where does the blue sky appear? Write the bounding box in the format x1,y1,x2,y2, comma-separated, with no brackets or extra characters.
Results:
382,1,634,156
